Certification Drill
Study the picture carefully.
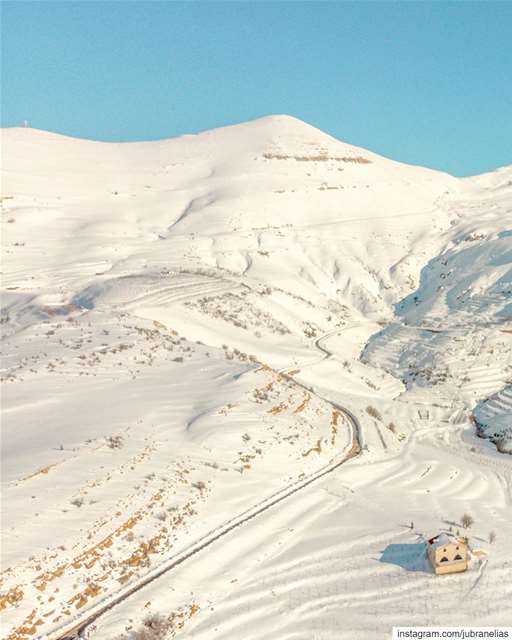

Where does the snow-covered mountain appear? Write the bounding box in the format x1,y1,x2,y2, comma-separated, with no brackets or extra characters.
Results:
1,117,511,640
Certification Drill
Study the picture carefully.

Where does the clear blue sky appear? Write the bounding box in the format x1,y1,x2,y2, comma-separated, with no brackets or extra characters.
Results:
2,1,511,176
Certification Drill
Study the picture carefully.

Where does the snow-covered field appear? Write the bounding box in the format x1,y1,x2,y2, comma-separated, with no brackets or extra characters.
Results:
1,116,511,639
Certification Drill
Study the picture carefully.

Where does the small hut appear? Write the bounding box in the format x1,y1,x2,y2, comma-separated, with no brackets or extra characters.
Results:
427,533,468,574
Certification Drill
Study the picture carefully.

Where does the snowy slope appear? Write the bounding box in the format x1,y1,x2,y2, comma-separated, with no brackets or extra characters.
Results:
1,116,463,314
1,117,511,639
473,384,512,453
363,166,512,448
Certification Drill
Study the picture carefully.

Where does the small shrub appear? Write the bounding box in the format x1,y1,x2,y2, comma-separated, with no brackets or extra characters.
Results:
131,612,172,640
70,497,84,508
106,435,124,449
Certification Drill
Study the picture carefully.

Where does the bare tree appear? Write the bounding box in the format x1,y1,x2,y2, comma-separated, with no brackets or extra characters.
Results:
461,513,474,529
366,406,382,421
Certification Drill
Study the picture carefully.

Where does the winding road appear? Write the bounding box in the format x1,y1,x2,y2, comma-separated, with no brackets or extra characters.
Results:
44,329,361,640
